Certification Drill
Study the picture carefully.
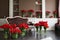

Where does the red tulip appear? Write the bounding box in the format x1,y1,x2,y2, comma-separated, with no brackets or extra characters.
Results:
10,27,22,34
39,21,44,26
43,22,48,28
46,11,50,13
18,23,29,29
10,28,13,33
0,26,4,28
34,23,39,27
36,11,42,14
23,23,29,29
10,24,17,28
28,9,34,13
39,21,48,28
21,10,26,13
53,10,57,14
0,24,12,29
18,23,24,28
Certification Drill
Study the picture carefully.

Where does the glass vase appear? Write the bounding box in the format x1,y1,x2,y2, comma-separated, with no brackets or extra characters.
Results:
54,14,57,18
21,29,26,37
4,29,9,39
29,12,32,17
46,13,49,18
44,27,46,33
4,32,8,39
36,27,38,32
11,33,18,39
39,26,42,33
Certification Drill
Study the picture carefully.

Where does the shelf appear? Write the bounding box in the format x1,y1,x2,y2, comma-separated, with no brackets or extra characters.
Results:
13,11,19,12
13,3,19,5
13,0,19,16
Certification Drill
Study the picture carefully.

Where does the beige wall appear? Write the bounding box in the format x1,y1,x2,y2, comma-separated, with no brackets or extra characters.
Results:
19,0,35,10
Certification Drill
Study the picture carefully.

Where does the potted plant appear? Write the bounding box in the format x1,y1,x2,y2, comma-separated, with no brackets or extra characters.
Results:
34,23,39,32
53,10,57,18
36,10,42,18
46,11,50,18
39,21,48,33
20,10,27,17
18,23,29,37
10,27,21,39
0,24,12,39
28,9,34,17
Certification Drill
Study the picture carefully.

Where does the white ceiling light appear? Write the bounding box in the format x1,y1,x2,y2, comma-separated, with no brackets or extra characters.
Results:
35,1,38,5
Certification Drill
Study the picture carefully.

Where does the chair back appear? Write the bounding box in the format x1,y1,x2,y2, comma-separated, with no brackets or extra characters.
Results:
6,17,28,26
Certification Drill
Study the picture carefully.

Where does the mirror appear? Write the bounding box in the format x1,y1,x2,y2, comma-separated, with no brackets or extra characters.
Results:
13,0,42,18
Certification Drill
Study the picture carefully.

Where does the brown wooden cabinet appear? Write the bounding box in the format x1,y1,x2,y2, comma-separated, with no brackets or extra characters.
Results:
0,0,9,18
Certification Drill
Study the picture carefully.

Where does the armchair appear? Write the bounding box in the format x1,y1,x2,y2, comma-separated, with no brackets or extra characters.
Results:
55,17,60,33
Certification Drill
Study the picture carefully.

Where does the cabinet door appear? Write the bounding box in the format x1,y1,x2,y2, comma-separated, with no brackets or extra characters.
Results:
0,0,9,18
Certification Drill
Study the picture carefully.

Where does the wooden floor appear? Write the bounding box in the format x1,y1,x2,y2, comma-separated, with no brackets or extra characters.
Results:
0,30,60,40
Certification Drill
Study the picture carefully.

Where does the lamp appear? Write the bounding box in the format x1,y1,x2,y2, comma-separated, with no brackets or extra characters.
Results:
35,1,38,5
35,1,40,5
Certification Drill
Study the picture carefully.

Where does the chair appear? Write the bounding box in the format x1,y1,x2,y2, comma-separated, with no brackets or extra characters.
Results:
55,17,60,34
6,16,33,34
6,16,28,26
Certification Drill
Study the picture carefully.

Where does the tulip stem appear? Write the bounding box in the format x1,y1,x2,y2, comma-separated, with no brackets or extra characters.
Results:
36,27,38,32
40,26,42,32
44,27,46,33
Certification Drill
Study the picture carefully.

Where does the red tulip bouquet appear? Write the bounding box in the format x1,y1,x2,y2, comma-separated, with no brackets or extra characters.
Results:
10,27,21,39
53,10,57,18
39,21,48,33
20,10,26,17
34,23,39,32
18,23,29,37
42,21,48,33
36,11,42,18
39,21,44,32
28,9,34,17
9,24,22,39
46,11,50,18
0,24,12,39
